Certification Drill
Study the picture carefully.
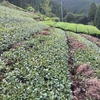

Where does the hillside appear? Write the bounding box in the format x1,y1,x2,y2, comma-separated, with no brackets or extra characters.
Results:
53,0,100,13
1,1,100,100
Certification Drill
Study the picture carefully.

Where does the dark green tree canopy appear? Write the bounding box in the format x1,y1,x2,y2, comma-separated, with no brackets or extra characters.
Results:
7,0,67,19
88,2,97,21
64,13,74,22
94,5,100,30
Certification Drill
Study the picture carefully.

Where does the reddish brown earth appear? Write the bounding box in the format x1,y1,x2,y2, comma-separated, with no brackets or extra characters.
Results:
66,34,100,100
67,35,86,68
72,64,100,100
38,31,50,35
33,28,51,38
67,35,86,51
81,34,100,47
38,28,51,35
12,42,25,49
0,72,4,83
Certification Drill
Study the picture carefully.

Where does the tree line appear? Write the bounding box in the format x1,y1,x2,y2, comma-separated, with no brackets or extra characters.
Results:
1,0,67,19
86,2,100,30
64,2,100,30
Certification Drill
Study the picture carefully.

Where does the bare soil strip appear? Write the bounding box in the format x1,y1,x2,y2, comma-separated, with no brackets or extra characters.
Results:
33,28,51,38
66,33,100,100
81,34,100,47
0,71,4,83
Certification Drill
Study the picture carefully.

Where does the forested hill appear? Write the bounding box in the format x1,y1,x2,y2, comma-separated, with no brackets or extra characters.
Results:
1,0,66,18
53,0,100,13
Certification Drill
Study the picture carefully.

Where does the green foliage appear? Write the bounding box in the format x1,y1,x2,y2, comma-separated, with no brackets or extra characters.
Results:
0,1,23,10
27,6,35,12
51,17,60,22
0,5,49,53
88,2,97,22
0,25,7,32
41,0,52,17
41,21,100,36
54,22,69,30
64,13,74,22
63,13,89,24
0,4,73,99
77,24,88,33
50,0,61,18
54,0,100,14
54,22,77,32
77,16,88,24
1,2,100,99
64,13,88,24
0,29,72,100
94,5,100,30
40,21,56,26
44,17,52,21
67,32,100,76
65,23,77,32
86,25,100,35
7,0,61,18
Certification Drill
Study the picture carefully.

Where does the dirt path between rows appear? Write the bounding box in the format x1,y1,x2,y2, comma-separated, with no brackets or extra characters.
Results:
66,33,100,100
81,34,100,47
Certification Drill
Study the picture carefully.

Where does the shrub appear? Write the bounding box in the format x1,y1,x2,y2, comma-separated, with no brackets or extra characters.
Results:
44,17,52,21
64,13,74,22
51,17,60,22
27,6,35,12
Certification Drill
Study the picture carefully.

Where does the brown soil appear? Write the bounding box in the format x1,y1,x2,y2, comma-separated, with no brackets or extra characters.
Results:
12,42,24,49
33,28,51,38
72,64,100,100
0,72,4,83
67,35,86,51
38,31,50,35
38,28,51,35
66,34,100,100
81,34,100,47
66,34,86,69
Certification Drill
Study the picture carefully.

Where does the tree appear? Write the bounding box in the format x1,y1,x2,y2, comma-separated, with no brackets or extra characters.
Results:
50,1,61,17
94,5,100,30
77,16,88,24
41,0,52,16
88,2,97,22
7,0,62,18
64,13,74,22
